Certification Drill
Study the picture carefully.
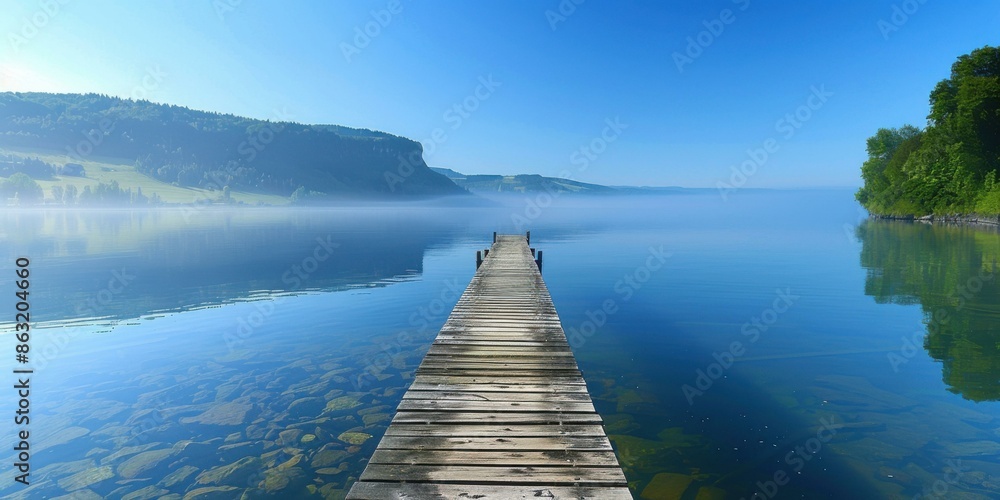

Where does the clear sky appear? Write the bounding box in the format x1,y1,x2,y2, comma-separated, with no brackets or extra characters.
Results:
1,1,997,188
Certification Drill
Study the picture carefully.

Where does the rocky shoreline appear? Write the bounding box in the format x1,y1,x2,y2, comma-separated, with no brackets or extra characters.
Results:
870,213,1000,227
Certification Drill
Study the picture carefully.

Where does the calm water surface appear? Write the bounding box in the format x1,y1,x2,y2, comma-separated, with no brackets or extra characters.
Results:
1,190,999,499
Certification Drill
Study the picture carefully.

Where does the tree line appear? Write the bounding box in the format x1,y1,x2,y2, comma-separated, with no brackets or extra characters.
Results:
0,92,464,197
856,46,1000,215
0,174,163,206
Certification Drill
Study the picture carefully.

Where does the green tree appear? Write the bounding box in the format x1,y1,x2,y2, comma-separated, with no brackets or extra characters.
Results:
856,125,921,211
51,185,64,204
858,45,1000,215
1,172,44,204
64,184,78,204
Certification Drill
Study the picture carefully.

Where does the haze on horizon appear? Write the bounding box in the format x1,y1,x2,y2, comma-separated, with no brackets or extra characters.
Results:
1,0,997,189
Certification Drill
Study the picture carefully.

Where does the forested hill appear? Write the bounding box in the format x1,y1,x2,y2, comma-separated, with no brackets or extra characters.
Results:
0,92,466,198
856,46,1000,216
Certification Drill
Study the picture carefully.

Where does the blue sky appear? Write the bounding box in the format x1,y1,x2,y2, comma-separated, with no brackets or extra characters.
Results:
1,1,997,188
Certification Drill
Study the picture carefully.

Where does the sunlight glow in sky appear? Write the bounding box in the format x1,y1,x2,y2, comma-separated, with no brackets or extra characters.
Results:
1,1,997,188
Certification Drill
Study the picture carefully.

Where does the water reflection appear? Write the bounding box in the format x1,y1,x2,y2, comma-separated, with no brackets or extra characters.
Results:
1,209,470,321
857,220,1000,401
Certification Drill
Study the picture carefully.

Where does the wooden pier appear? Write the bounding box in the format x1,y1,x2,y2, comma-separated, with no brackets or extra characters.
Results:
346,234,630,499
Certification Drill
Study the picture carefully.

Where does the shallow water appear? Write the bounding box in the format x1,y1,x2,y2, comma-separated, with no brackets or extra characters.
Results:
1,190,999,499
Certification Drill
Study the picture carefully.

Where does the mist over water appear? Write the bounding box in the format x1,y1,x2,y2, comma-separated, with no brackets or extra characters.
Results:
2,189,999,498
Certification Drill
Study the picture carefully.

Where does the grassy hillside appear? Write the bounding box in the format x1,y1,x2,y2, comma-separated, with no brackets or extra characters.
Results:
1,146,289,205
0,92,465,200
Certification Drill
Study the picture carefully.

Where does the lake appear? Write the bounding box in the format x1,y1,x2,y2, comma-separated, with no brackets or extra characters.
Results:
2,189,999,499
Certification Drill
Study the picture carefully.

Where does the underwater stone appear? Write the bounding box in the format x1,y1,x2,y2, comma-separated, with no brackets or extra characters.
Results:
196,456,263,487
311,448,350,468
182,486,244,500
56,465,114,491
640,472,695,499
337,432,372,445
158,465,199,488
180,402,254,426
121,485,170,500
324,395,362,413
117,448,177,479
286,397,325,419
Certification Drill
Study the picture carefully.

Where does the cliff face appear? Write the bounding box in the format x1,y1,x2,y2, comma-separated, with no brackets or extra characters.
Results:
0,92,466,198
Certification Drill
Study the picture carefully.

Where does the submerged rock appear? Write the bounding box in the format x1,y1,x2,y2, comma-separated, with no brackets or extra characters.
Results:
117,448,176,479
694,486,727,500
943,440,1000,457
196,456,263,487
361,413,390,427
217,441,265,462
640,472,695,499
182,486,244,500
56,465,114,491
35,426,90,453
603,414,640,435
311,448,350,468
52,489,104,500
337,432,372,445
100,442,162,465
287,397,325,419
324,395,362,413
278,429,304,446
121,485,170,500
261,466,307,494
158,465,199,488
180,402,254,426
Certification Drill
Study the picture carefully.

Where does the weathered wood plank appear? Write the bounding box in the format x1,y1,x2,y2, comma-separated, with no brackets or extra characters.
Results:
407,381,590,392
358,464,627,485
347,483,633,500
374,435,613,451
402,391,592,402
389,411,604,425
411,375,588,385
383,424,608,437
415,370,585,378
396,400,596,413
370,449,622,466
347,234,626,499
